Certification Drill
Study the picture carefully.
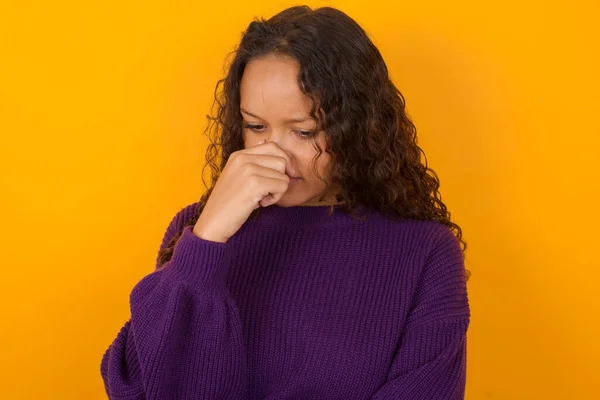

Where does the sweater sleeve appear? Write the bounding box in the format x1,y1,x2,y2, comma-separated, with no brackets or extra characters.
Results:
100,205,250,399
369,224,471,400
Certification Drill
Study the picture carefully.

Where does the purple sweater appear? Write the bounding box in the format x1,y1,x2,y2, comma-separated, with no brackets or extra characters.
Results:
100,202,471,399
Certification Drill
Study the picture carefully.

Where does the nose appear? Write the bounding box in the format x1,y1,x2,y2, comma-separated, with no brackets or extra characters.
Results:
264,135,298,177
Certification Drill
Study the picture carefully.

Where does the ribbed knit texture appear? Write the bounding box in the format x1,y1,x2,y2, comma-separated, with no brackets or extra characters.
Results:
100,202,471,399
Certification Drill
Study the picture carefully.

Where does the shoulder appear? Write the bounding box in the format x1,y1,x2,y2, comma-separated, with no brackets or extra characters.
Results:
386,218,463,277
405,219,465,290
154,200,202,270
172,201,202,227
159,200,202,250
421,220,462,264
403,219,470,325
386,218,459,255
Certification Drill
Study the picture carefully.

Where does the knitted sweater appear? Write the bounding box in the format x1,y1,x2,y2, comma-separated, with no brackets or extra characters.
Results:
100,202,471,399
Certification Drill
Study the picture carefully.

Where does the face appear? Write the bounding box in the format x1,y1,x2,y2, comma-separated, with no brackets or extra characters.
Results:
240,54,342,207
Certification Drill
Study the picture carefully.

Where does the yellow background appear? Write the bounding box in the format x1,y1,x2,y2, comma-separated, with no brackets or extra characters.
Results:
1,0,598,398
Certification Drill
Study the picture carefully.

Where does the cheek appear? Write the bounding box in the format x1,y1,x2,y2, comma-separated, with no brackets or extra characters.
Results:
307,140,331,177
304,154,332,185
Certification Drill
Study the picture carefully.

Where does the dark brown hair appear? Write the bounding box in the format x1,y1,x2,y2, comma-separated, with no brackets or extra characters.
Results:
158,5,471,281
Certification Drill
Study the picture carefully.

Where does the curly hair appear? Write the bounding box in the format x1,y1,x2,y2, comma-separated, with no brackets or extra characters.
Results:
157,5,471,282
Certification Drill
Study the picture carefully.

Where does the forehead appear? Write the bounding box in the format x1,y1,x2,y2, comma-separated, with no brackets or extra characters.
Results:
240,56,312,115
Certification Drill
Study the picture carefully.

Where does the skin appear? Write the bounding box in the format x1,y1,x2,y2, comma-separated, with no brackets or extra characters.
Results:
240,54,343,207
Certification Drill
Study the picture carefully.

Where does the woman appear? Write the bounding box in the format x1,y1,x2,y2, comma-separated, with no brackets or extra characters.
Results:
100,5,471,399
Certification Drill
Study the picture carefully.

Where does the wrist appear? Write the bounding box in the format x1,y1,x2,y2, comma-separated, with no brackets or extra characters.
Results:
193,225,228,244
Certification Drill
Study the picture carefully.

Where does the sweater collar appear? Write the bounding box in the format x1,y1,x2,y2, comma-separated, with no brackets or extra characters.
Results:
254,203,374,227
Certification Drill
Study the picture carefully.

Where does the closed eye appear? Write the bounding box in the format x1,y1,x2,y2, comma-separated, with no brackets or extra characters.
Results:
243,124,316,140
243,124,265,131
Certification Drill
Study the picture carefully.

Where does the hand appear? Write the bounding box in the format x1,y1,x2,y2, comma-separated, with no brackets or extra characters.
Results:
193,140,294,243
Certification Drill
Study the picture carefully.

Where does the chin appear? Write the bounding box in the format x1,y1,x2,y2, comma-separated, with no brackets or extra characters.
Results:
273,195,302,207
271,190,310,207
276,191,329,207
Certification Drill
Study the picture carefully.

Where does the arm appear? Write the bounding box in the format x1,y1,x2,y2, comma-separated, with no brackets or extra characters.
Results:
100,204,249,399
370,224,471,400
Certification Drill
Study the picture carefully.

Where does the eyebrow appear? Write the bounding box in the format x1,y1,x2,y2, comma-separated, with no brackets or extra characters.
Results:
240,108,312,123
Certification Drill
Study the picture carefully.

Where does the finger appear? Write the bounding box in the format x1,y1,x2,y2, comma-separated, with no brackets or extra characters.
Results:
255,176,289,207
242,154,289,176
259,193,276,208
243,141,294,177
247,163,290,181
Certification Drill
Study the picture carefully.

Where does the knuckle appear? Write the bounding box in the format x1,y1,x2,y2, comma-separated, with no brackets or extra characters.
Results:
228,152,241,167
242,162,256,175
247,174,260,188
277,158,287,172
